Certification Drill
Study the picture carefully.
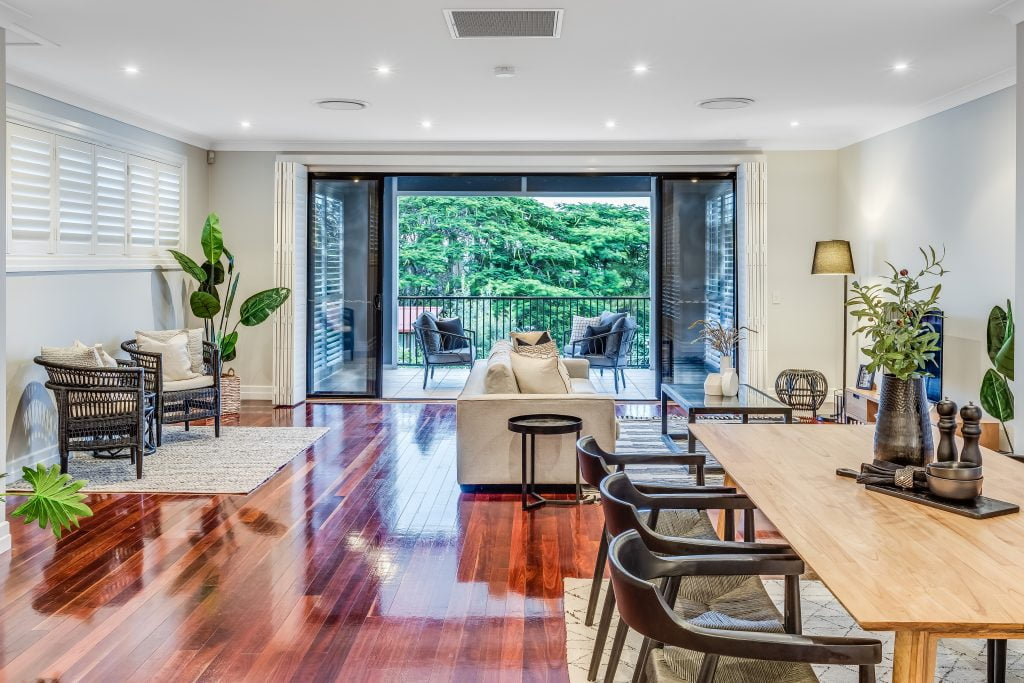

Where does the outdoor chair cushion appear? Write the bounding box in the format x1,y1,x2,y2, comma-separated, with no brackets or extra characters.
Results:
416,313,442,353
570,315,601,344
582,322,614,354
164,375,216,392
436,316,467,351
73,341,118,367
599,310,628,327
426,350,473,363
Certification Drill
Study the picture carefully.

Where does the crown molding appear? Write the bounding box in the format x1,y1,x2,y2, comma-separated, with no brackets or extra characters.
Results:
212,138,766,153
6,67,213,149
992,0,1024,24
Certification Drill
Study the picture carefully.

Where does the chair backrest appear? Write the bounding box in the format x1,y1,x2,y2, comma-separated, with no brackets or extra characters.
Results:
576,435,615,488
34,356,143,390
413,313,442,355
600,471,665,541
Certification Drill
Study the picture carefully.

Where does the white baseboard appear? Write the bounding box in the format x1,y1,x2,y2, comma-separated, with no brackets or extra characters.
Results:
7,444,59,478
0,521,10,555
241,384,274,401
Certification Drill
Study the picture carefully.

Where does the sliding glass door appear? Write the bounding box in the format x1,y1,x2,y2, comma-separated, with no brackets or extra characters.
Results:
657,176,736,386
307,176,382,396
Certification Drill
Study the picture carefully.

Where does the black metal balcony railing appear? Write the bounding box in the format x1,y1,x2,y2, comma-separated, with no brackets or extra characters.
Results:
397,296,651,368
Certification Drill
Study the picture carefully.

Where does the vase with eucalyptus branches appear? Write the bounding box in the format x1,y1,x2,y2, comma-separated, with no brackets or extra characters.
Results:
848,246,946,466
168,213,291,364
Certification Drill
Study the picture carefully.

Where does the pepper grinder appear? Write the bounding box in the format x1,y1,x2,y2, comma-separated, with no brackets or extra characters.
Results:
959,402,984,465
935,397,959,462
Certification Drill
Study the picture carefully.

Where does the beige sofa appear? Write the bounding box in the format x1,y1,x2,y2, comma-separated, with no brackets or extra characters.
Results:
456,352,619,487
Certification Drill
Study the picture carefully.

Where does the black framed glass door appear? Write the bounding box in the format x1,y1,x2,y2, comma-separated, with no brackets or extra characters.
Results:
656,175,737,388
307,175,383,396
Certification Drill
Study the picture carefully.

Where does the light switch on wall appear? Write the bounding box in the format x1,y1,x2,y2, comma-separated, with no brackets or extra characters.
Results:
772,290,781,304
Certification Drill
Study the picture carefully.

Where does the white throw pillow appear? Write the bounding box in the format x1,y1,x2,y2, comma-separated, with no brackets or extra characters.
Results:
484,341,520,394
136,328,204,374
41,345,102,368
570,315,601,343
73,340,118,368
509,353,571,394
137,332,197,382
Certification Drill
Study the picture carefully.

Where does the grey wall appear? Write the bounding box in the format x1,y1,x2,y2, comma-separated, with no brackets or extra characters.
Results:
5,86,210,473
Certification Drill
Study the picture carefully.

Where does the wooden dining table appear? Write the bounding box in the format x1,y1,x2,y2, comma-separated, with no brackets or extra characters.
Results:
690,422,1024,683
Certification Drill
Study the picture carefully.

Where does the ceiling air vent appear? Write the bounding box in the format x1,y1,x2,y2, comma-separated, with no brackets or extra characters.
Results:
444,9,563,38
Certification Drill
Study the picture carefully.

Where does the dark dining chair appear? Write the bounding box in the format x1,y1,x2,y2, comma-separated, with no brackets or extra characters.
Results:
607,529,883,683
595,471,794,683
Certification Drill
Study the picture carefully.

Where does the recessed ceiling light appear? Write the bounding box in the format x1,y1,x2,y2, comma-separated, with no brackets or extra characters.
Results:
605,120,617,129
421,120,433,129
698,97,755,110
122,65,139,75
790,120,800,127
892,62,909,72
375,65,392,74
315,99,370,111
494,65,516,78
633,64,649,74
240,120,252,129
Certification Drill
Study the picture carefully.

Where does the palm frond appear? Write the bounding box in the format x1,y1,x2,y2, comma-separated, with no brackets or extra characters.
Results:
11,464,92,539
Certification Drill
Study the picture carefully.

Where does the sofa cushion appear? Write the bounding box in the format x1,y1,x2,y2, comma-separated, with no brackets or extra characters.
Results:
509,353,571,394
512,330,558,358
569,378,598,394
436,317,467,351
484,341,519,394
511,330,552,346
164,375,216,392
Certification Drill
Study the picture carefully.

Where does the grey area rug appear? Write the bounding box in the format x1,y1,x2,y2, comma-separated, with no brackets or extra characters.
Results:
565,577,1024,682
615,417,725,486
7,425,329,495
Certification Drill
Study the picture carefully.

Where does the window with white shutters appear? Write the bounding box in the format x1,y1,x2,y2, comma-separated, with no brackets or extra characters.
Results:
7,124,54,254
94,147,127,254
5,120,184,264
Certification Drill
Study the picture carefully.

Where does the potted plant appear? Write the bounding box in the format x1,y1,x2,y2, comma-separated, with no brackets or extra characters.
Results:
981,300,1014,453
5,464,93,538
848,246,946,466
168,213,291,412
688,320,756,396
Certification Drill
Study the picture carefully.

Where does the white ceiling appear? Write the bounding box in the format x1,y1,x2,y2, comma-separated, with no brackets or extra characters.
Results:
4,0,1018,150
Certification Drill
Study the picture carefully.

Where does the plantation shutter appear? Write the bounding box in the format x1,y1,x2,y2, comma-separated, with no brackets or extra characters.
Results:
94,147,127,254
128,156,158,254
55,135,96,253
7,123,54,254
156,163,182,249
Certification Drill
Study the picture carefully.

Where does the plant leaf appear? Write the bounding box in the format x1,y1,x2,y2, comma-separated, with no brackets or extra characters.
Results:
168,250,207,283
10,464,92,539
987,305,1008,365
201,213,224,264
238,288,291,327
220,330,238,360
996,301,1014,381
981,369,1014,423
201,260,225,285
190,290,222,319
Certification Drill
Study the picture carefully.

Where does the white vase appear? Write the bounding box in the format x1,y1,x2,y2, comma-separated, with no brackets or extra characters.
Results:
704,372,722,395
720,355,739,397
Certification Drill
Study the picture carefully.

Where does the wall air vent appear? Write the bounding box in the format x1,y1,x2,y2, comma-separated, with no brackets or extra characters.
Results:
444,9,563,38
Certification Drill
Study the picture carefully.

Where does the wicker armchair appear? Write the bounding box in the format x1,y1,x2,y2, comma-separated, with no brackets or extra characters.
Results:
121,339,221,445
34,357,146,479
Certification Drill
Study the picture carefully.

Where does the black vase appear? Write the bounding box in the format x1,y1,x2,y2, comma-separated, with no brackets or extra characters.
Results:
873,374,934,466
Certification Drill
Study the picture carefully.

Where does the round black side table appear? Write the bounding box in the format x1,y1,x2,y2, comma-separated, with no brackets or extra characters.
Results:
508,414,593,510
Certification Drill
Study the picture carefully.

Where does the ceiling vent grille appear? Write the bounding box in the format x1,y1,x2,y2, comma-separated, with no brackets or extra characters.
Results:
444,9,563,38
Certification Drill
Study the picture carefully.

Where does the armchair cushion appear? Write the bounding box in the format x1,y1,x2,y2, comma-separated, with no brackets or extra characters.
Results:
416,313,442,353
137,333,197,381
583,322,613,354
41,344,103,368
570,315,601,343
137,328,204,374
164,375,216,392
435,316,467,351
73,341,118,367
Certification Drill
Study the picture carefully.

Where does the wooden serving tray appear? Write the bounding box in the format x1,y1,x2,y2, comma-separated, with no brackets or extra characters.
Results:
865,484,1020,519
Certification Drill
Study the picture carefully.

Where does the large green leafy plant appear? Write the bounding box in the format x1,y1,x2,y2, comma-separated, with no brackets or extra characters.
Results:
848,246,946,380
4,464,93,538
981,300,1014,452
169,213,291,363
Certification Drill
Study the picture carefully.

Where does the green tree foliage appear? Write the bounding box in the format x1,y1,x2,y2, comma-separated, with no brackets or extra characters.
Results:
398,196,650,296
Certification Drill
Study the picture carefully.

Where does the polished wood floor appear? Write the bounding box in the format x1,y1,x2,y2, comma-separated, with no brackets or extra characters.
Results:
0,402,613,682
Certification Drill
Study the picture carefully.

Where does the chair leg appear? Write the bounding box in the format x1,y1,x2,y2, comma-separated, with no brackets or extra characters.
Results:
431,366,435,379
696,654,720,683
135,447,143,479
156,419,163,447
215,412,221,438
603,618,629,683
585,531,609,626
988,639,1007,683
614,370,620,393
784,573,802,634
59,447,69,475
423,364,429,389
588,581,617,681
859,664,877,683
632,638,653,683
184,421,189,432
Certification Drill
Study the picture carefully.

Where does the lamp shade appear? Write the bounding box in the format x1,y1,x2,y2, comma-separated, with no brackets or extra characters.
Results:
811,240,855,275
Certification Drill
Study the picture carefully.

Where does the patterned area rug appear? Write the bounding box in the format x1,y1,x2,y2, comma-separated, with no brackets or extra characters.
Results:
615,417,726,485
6,426,329,495
565,577,1024,682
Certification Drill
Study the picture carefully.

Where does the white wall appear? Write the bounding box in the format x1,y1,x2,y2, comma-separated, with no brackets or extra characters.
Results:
764,151,843,396
203,151,277,398
838,87,1015,432
5,86,209,473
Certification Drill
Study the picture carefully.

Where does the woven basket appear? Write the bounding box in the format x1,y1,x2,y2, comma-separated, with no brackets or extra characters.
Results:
220,368,241,415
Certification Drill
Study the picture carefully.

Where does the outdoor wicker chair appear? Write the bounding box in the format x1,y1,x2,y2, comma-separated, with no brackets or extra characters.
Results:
121,339,221,445
34,357,147,479
412,321,477,389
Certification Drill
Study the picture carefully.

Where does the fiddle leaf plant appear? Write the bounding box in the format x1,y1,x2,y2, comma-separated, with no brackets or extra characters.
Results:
981,300,1014,452
169,212,291,363
847,246,946,380
3,464,93,539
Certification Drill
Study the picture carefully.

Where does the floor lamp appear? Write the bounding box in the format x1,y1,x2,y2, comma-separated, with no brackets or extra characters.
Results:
812,240,856,419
